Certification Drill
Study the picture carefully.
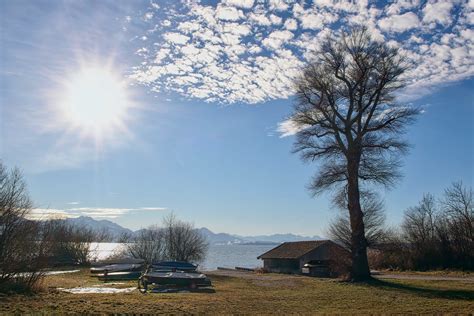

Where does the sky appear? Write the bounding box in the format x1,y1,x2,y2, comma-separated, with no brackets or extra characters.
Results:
0,0,473,236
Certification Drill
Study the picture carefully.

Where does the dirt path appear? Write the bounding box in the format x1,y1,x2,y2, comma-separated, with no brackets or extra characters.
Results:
374,273,474,282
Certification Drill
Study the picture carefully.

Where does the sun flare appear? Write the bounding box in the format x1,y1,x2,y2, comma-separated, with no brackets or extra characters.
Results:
57,66,131,138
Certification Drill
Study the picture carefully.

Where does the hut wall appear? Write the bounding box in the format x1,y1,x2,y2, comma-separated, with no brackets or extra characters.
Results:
299,244,330,269
300,243,350,276
263,258,300,273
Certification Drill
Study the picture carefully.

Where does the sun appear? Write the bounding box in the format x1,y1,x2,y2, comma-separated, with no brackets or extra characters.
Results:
57,66,132,138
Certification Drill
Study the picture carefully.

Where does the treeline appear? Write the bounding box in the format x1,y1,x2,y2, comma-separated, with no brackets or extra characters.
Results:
329,181,474,271
386,182,473,270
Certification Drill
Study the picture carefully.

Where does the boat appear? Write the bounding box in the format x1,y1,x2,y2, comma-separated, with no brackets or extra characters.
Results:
138,270,211,292
151,261,198,272
97,271,142,281
90,263,144,275
90,258,145,275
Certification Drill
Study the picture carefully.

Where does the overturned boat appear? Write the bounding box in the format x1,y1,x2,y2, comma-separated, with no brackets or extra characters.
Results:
138,270,211,292
90,258,145,278
138,261,211,293
151,261,198,272
96,271,142,281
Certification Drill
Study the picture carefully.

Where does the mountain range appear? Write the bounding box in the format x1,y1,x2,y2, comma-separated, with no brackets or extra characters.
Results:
64,216,322,244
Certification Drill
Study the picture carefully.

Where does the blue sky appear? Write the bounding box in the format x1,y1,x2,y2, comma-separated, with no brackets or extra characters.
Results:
1,0,473,235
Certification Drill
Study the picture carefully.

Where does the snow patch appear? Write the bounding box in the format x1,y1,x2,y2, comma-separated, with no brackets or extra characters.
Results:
59,287,136,294
44,270,80,276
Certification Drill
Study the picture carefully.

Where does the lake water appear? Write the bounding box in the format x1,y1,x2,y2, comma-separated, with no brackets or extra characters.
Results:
91,243,275,270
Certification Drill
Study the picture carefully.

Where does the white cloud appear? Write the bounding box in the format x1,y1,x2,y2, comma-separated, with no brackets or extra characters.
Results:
422,0,454,25
386,0,420,15
248,45,262,54
163,32,190,45
297,13,325,30
216,5,243,21
223,23,251,37
378,12,420,33
262,30,294,50
293,3,337,30
249,12,272,26
460,29,474,42
284,18,298,30
269,0,290,11
139,207,168,211
143,12,153,21
277,118,307,138
223,0,254,9
269,14,283,25
28,208,72,220
29,207,168,220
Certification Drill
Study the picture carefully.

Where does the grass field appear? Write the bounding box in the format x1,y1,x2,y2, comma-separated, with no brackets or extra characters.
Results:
1,269,473,314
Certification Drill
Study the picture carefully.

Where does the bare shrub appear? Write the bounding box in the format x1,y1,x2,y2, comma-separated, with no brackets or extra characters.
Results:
42,220,106,266
440,181,474,269
119,225,165,264
387,182,474,270
163,214,208,263
0,163,48,293
368,227,408,270
117,214,208,265
367,248,384,269
402,193,439,269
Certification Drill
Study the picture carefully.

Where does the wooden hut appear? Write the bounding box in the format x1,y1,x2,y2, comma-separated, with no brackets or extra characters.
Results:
257,240,350,277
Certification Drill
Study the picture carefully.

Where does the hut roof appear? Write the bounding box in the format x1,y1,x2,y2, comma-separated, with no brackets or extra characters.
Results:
257,240,333,259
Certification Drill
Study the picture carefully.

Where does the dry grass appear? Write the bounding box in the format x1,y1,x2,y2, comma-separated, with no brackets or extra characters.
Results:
378,269,472,278
1,268,473,314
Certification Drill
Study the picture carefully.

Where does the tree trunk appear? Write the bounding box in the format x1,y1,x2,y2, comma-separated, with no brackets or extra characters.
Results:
347,152,371,281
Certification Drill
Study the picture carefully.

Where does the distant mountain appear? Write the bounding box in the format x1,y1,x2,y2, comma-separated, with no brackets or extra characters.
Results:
59,216,322,244
65,216,133,240
238,233,322,243
198,228,322,245
197,227,244,245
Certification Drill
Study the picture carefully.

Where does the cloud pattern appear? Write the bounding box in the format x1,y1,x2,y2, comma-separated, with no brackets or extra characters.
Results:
29,207,167,220
131,0,474,104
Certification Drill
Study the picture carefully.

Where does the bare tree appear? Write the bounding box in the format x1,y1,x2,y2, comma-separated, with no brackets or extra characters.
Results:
0,162,48,292
400,186,473,270
163,214,208,263
372,182,474,270
120,225,166,264
441,181,473,240
440,182,473,268
290,27,419,280
328,190,387,250
117,215,208,264
42,220,107,265
401,194,439,269
402,193,438,245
